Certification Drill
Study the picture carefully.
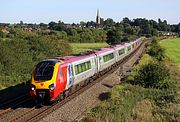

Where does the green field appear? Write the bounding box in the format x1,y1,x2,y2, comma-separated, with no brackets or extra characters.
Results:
70,43,108,54
160,38,180,65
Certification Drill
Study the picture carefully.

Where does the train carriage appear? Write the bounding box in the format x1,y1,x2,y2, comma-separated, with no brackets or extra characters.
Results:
124,42,132,55
95,47,116,72
68,54,97,85
113,44,126,63
135,38,142,48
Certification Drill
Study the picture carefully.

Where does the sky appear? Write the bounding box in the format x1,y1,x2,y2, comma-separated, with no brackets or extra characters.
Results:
1,0,180,24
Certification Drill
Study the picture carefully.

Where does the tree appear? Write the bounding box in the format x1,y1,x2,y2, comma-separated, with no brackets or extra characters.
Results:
39,23,48,29
104,18,115,28
134,62,170,88
147,38,165,61
122,17,131,25
151,29,158,36
86,21,96,28
124,23,135,35
80,21,86,27
66,28,78,36
106,29,122,45
48,21,57,30
158,19,170,31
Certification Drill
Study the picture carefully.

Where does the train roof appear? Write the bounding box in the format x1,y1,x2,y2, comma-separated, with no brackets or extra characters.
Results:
44,39,138,64
54,52,96,63
93,47,115,55
113,44,125,50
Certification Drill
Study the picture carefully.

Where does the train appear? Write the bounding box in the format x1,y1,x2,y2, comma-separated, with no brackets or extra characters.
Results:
30,38,143,103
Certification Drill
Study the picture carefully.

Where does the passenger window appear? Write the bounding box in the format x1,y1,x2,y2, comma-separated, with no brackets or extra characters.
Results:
74,60,92,75
103,53,114,63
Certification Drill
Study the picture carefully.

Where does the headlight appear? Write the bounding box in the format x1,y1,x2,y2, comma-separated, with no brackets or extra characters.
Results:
49,84,55,91
31,84,36,91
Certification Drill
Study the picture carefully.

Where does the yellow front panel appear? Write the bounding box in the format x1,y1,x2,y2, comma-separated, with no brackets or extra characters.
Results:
31,63,61,89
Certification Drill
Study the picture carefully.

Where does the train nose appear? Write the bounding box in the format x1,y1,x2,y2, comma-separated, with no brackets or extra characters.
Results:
38,92,46,99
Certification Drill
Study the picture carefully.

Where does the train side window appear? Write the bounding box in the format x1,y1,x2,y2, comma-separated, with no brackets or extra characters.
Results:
71,66,74,76
78,65,82,73
87,61,91,69
82,63,86,72
118,49,125,56
85,62,88,69
127,46,131,51
75,65,78,75
74,60,91,75
103,53,114,63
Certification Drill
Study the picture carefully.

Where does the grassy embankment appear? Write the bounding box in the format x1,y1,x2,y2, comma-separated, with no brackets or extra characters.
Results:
159,38,180,65
70,43,108,54
84,38,180,122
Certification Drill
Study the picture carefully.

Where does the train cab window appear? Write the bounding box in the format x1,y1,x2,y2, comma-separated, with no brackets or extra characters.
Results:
103,53,114,63
34,61,55,81
118,49,125,56
74,61,91,75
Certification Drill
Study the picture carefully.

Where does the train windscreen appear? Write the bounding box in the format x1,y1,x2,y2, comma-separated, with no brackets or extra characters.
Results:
34,61,56,81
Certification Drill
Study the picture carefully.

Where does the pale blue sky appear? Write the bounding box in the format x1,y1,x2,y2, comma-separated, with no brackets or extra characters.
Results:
1,0,180,24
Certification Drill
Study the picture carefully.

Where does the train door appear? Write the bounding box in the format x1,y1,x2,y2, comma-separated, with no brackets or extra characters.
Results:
134,41,136,49
66,63,74,89
94,54,100,73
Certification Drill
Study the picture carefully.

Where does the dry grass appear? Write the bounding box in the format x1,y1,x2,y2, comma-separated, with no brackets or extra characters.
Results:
128,99,154,122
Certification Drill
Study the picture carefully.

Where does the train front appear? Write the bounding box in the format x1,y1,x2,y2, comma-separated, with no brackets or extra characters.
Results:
30,59,61,103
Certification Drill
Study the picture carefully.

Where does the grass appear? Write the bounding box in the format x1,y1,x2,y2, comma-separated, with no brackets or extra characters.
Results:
84,53,180,122
70,43,108,54
159,38,180,65
86,83,179,122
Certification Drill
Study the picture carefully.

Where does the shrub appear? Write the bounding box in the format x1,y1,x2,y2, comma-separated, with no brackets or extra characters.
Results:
147,38,165,61
134,62,170,89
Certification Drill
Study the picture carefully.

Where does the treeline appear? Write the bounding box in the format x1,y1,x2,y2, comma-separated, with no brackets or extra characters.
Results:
1,17,179,45
42,18,180,44
47,21,107,43
104,18,178,44
0,22,107,43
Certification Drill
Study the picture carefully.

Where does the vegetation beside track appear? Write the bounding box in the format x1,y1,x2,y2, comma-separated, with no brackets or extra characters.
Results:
85,38,180,122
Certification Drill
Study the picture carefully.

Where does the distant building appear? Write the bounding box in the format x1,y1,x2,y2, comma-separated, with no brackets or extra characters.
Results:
96,9,100,27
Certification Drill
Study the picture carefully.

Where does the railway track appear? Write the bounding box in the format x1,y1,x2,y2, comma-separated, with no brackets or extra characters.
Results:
2,39,148,122
0,94,33,117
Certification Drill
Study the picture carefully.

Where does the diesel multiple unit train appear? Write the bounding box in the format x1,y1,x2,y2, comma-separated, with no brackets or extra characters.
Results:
30,38,142,103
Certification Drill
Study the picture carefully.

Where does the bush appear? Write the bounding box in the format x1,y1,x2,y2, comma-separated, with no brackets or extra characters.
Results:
88,83,178,122
147,38,165,61
133,62,170,89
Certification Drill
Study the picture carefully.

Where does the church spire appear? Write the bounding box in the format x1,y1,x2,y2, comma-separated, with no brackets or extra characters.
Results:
96,9,100,26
